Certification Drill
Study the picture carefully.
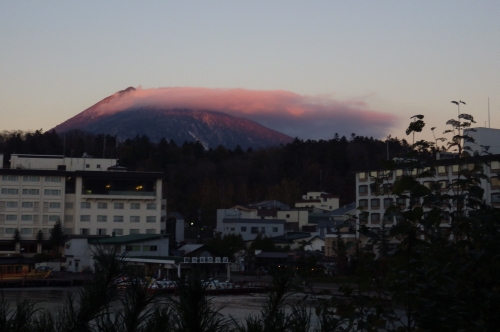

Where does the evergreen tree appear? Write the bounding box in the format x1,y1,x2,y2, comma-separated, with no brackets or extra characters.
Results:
49,219,64,256
13,228,21,243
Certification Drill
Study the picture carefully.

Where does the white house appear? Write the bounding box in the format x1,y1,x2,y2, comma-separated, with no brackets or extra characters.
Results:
295,192,339,211
221,218,286,241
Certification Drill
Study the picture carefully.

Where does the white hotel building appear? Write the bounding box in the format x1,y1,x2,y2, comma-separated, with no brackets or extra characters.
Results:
0,154,165,255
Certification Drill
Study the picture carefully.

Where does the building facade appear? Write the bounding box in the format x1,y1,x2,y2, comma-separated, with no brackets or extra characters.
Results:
0,154,165,255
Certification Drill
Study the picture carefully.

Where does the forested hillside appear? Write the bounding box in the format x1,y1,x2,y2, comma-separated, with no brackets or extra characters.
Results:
0,130,411,225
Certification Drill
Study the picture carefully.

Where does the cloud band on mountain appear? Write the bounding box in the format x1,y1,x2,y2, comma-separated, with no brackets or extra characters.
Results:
102,87,400,140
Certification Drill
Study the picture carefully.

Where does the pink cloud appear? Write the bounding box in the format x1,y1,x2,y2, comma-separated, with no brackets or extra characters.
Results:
96,87,401,140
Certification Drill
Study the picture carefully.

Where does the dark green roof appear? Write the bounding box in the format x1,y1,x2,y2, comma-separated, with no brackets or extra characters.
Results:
88,234,169,245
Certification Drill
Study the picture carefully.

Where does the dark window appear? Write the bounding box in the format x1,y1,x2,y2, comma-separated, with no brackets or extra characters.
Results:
370,199,380,209
370,213,381,223
241,227,247,232
383,198,393,208
359,185,368,194
251,227,259,234
358,199,368,208
491,193,500,204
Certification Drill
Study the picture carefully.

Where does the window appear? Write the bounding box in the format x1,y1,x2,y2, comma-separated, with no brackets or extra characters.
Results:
370,183,380,194
251,227,259,234
22,202,33,208
44,189,61,195
6,201,18,208
147,203,157,210
146,229,156,234
437,166,447,175
130,203,140,210
491,193,500,205
359,212,368,223
112,229,123,236
23,189,39,195
370,213,381,224
358,172,367,180
1,188,18,195
2,188,19,195
370,199,380,209
45,176,61,182
23,176,40,182
85,164,90,169
146,216,156,223
97,202,108,209
397,198,406,206
97,215,107,222
409,196,420,206
65,202,74,209
423,181,433,189
491,161,500,171
48,215,59,222
273,227,278,232
80,215,90,222
113,215,124,222
396,169,403,178
241,227,247,232
143,245,158,252
2,175,19,181
125,245,141,251
5,228,16,234
452,165,460,173
130,216,140,223
359,185,368,195
49,202,61,209
80,228,90,235
81,202,91,209
358,199,368,209
231,227,235,231
286,214,290,218
21,228,32,234
129,229,140,235
370,171,378,178
6,215,17,221
383,213,393,223
491,177,500,189
383,198,393,208
97,228,107,235
261,227,265,233
21,215,33,221
97,164,101,169
382,183,393,194
438,180,449,191
114,203,124,209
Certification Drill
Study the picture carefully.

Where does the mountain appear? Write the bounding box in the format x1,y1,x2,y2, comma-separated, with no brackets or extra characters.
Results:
53,87,293,150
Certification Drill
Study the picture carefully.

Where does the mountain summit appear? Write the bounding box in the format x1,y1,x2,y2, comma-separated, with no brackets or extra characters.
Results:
53,87,293,149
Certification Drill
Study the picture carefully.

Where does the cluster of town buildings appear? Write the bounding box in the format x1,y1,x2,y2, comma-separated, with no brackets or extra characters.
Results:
0,127,499,277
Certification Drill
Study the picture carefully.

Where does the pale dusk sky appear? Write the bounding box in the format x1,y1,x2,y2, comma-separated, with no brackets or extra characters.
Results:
1,1,499,142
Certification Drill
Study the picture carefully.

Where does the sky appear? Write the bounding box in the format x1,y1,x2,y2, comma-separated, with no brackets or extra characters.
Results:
1,1,499,143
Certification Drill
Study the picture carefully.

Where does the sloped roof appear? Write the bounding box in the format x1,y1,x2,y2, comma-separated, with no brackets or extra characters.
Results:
178,244,204,253
328,202,356,216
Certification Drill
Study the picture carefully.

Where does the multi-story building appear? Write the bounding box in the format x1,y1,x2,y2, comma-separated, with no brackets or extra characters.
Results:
355,154,500,252
0,154,165,255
